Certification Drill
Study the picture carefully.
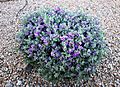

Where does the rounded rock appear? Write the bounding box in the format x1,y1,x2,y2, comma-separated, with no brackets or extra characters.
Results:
16,80,22,86
5,82,14,87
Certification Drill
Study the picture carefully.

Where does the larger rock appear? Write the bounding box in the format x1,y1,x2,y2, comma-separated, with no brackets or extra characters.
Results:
5,81,14,87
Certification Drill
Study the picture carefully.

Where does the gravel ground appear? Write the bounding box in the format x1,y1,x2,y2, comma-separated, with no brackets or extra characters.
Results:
0,0,120,87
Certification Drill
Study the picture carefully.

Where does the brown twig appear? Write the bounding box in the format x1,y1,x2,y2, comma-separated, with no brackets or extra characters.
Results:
0,0,12,2
15,0,28,31
16,0,28,17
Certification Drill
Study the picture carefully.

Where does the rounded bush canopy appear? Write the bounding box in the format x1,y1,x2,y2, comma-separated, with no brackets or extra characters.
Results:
16,7,107,83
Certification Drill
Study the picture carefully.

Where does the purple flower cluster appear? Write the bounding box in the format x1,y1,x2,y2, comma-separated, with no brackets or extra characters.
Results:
17,7,107,82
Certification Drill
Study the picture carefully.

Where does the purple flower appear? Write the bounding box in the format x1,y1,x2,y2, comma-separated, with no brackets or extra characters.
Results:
25,31,30,35
81,21,88,25
75,33,79,37
74,44,78,50
60,37,65,41
31,44,35,48
54,23,58,28
78,42,82,45
34,32,39,37
38,16,43,22
59,23,66,29
32,27,36,30
68,49,74,53
40,37,49,45
54,7,61,12
65,15,71,20
67,33,75,38
60,36,68,41
47,12,53,16
39,25,44,29
51,51,55,57
41,36,45,40
43,39,48,45
27,24,33,29
51,34,58,38
28,48,33,53
55,51,61,58
86,36,90,39
77,64,80,68
78,46,84,50
59,9,64,13
84,36,90,42
68,42,74,47
72,52,80,57
81,21,89,28
67,37,72,41
46,31,51,34
91,51,96,55
52,43,56,48
67,57,73,61
38,44,42,49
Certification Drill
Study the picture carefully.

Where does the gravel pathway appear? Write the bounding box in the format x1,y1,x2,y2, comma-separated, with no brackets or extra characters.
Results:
0,0,120,87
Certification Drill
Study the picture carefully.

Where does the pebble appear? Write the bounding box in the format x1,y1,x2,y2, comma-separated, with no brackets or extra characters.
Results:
1,55,4,58
2,67,9,72
26,84,30,87
5,81,14,87
108,63,113,70
115,79,120,85
16,80,22,86
24,64,33,73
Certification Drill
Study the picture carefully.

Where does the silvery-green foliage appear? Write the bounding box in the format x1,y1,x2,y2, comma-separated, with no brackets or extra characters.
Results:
16,7,107,83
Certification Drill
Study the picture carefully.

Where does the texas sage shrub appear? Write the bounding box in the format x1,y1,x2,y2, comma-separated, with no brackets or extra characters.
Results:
16,7,107,83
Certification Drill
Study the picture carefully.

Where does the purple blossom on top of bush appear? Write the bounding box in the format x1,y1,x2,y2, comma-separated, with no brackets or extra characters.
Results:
16,7,108,83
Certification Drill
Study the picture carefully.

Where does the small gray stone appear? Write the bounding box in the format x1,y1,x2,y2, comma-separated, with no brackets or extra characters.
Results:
5,81,14,87
16,80,22,86
1,55,4,58
26,84,30,87
24,64,33,73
